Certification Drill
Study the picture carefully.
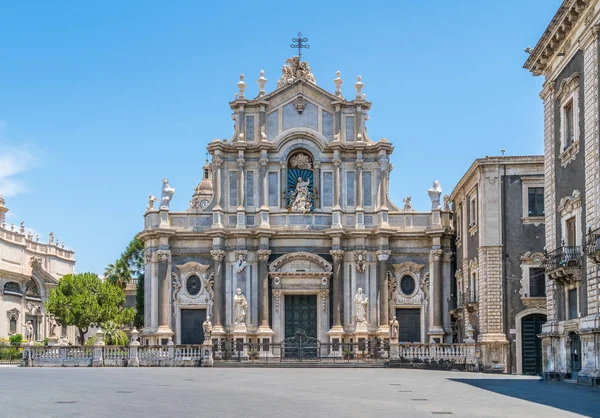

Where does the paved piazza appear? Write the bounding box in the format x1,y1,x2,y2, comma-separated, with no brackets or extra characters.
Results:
0,368,598,417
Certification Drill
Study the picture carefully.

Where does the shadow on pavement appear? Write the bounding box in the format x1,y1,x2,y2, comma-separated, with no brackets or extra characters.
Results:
449,378,600,417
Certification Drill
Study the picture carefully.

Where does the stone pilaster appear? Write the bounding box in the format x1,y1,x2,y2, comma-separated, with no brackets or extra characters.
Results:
376,250,391,334
259,151,270,228
330,250,344,328
332,153,342,228
377,152,390,227
355,155,365,229
237,151,246,229
428,249,444,342
210,249,226,334
257,249,271,328
211,154,224,228
155,249,173,342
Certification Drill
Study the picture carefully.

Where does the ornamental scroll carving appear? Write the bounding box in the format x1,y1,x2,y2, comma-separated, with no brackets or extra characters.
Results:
289,152,312,170
354,250,367,273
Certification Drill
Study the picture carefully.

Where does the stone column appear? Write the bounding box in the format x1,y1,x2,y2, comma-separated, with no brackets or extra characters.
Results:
212,155,224,228
377,250,391,332
257,249,271,327
330,250,344,327
430,249,444,341
280,162,287,209
332,153,342,228
314,161,321,210
210,250,226,328
259,152,270,228
155,249,173,341
356,159,363,209
237,153,246,228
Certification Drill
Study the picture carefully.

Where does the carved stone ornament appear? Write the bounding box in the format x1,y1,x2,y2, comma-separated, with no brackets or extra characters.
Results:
420,272,430,301
320,289,329,312
294,96,306,114
270,252,332,272
156,250,171,263
469,257,478,270
276,56,316,89
289,152,312,170
257,249,271,261
147,195,158,211
234,250,248,273
144,250,153,264
521,298,547,310
403,196,413,211
354,250,367,273
176,262,210,277
376,250,391,261
273,289,282,312
387,271,397,299
392,262,425,276
330,250,344,261
29,256,42,267
558,190,582,217
556,73,580,102
443,194,452,211
210,250,226,261
272,276,281,287
431,249,444,261
160,178,175,210
171,273,182,302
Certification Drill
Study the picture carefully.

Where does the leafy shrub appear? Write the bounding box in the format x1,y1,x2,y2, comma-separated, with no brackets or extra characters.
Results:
9,334,22,346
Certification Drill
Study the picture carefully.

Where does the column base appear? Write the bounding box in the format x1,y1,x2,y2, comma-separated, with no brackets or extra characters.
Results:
232,326,249,358
427,327,445,343
376,325,390,339
332,209,343,229
389,340,400,360
201,341,214,367
327,326,345,357
155,326,174,345
211,325,227,340
255,326,275,357
47,336,59,347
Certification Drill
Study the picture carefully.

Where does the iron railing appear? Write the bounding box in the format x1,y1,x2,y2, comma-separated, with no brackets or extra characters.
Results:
543,246,583,272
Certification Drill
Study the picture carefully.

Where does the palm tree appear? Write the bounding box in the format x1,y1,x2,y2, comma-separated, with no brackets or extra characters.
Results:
104,259,132,289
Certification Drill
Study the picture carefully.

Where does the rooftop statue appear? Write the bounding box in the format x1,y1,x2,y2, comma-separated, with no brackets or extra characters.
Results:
276,57,316,89
160,178,175,209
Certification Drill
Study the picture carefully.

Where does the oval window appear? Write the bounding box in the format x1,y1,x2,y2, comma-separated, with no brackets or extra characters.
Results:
400,275,416,296
186,275,202,296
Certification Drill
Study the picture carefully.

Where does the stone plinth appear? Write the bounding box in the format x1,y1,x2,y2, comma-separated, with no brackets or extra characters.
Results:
255,326,275,358
389,340,399,360
201,341,214,367
47,336,58,347
327,326,344,357
232,324,249,358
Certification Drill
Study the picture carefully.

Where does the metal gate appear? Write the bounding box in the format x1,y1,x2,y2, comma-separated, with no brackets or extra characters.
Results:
281,330,320,361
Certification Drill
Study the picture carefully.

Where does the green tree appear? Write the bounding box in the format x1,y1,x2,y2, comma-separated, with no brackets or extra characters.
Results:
134,274,144,329
46,273,134,344
118,237,145,328
104,258,132,289
101,320,129,345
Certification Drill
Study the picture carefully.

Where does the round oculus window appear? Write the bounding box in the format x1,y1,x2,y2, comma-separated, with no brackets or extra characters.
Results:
186,275,202,296
400,275,416,296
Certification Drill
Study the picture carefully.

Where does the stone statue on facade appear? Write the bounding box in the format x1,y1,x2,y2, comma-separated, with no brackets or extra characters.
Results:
389,316,399,341
49,315,58,337
49,232,54,245
428,180,442,210
19,221,25,235
354,251,367,273
290,177,312,213
233,288,248,325
443,194,451,211
160,178,175,209
353,288,368,324
235,253,247,273
24,321,34,341
276,56,316,88
203,316,212,341
147,195,157,211
403,196,413,211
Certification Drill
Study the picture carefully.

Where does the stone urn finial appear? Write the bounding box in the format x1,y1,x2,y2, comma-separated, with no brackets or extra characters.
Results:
354,75,363,99
131,327,139,343
334,70,343,97
257,70,267,97
237,74,246,99
96,328,104,344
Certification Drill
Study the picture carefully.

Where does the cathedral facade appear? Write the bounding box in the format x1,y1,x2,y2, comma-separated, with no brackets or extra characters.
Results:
138,57,454,348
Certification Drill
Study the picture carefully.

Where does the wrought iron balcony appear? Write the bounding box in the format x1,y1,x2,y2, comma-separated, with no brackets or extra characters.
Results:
543,246,582,285
586,227,600,264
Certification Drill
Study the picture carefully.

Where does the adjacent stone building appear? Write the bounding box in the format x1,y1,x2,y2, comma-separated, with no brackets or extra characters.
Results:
0,196,77,343
138,57,455,350
524,0,600,385
450,156,546,374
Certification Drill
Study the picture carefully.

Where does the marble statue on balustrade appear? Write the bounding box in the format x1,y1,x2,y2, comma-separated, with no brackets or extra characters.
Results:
354,288,368,324
24,321,34,341
203,316,212,341
234,288,248,325
290,177,312,213
49,316,58,337
160,178,175,209
389,316,399,341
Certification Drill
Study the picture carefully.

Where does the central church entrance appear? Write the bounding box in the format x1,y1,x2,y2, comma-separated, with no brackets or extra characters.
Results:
180,309,206,344
285,295,317,338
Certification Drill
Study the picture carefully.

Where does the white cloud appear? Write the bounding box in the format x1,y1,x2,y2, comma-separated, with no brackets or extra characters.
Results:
0,122,39,197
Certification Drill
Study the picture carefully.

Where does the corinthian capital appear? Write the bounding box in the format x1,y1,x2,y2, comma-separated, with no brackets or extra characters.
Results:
211,250,226,261
330,249,344,261
212,155,224,167
376,249,391,261
431,249,444,261
257,249,271,261
156,249,171,262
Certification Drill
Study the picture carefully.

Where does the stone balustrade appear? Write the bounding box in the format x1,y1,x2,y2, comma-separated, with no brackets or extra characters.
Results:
389,342,478,371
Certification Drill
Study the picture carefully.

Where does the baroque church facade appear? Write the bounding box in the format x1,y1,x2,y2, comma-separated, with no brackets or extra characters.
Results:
138,57,454,348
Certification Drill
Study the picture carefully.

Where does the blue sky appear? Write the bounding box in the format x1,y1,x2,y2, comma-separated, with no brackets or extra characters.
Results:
0,0,560,274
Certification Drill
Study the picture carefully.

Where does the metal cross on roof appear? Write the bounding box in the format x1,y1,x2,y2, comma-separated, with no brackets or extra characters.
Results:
291,32,309,60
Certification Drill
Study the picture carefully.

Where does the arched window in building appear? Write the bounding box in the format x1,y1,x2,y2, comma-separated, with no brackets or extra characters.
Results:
3,282,22,295
25,279,40,298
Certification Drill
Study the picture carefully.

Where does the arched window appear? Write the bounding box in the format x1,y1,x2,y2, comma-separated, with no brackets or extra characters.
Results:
9,316,17,334
3,282,22,295
287,151,315,212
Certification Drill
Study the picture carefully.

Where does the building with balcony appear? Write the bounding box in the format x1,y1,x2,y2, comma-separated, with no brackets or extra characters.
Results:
0,195,77,343
524,0,600,386
450,156,545,374
137,56,455,351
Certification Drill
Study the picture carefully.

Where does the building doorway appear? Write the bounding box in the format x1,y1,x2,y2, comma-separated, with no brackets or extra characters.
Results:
396,308,421,343
521,313,546,375
180,309,206,344
285,295,317,339
569,332,582,380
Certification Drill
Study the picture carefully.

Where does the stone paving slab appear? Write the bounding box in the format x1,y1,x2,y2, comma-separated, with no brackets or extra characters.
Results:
0,368,598,418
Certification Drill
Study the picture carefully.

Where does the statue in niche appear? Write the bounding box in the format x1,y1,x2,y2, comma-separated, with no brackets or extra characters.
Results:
203,316,212,341
160,178,175,209
290,153,312,170
233,288,248,325
24,321,34,341
389,316,399,341
353,288,368,324
290,177,312,213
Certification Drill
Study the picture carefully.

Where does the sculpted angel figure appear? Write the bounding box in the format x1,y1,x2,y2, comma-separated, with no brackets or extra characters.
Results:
403,196,413,211
354,288,368,324
160,178,175,209
290,177,312,213
233,288,248,325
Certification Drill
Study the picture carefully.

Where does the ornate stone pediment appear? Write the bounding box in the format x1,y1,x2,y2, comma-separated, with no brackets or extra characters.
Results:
176,262,210,276
556,73,580,102
558,190,582,217
392,262,425,275
269,252,332,274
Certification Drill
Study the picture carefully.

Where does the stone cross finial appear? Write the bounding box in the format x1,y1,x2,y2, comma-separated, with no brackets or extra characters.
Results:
354,75,363,99
257,70,267,96
237,74,246,99
334,71,343,97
